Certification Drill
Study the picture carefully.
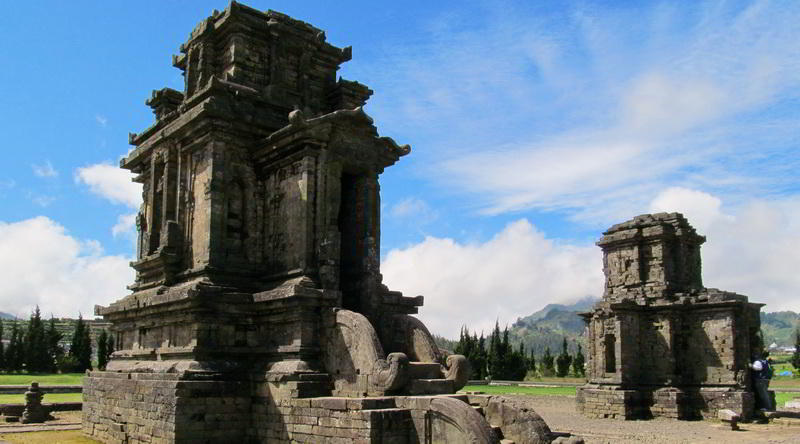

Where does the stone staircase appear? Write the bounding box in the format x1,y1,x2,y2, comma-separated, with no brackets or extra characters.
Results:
405,362,454,395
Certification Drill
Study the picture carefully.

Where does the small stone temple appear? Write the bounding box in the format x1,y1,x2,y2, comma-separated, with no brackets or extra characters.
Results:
82,3,553,443
576,213,763,420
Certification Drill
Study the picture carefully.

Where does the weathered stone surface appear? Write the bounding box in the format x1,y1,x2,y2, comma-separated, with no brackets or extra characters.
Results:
82,3,542,443
21,382,53,424
577,213,764,421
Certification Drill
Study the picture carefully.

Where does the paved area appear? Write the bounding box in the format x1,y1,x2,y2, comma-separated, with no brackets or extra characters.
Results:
522,395,800,444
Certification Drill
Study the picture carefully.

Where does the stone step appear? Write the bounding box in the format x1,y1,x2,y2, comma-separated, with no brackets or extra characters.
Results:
405,379,455,395
408,362,443,379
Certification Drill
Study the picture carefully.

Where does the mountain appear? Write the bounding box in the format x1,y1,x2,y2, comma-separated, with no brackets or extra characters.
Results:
761,311,800,347
0,312,14,320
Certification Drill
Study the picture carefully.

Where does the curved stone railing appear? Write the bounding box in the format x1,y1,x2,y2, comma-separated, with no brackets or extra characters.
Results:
321,308,409,396
428,397,499,443
444,354,470,392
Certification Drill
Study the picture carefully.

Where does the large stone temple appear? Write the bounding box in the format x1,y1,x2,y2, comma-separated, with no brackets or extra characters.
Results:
576,213,763,420
82,3,553,443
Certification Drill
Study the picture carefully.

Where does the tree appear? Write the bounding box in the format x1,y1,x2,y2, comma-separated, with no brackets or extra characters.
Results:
46,316,64,373
6,321,23,372
540,347,555,377
69,314,92,372
488,321,503,379
572,343,586,377
0,321,4,370
25,306,49,372
106,333,115,366
528,347,536,374
556,337,573,377
792,326,800,371
97,330,109,370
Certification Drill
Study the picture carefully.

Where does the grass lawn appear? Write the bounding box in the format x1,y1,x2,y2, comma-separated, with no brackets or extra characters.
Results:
0,393,82,404
462,384,577,396
0,374,84,386
0,430,100,443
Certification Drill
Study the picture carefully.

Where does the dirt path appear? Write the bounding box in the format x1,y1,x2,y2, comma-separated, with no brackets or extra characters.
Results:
517,395,800,444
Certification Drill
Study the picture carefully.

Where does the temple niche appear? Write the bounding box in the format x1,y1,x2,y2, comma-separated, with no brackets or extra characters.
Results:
82,4,554,444
576,213,763,420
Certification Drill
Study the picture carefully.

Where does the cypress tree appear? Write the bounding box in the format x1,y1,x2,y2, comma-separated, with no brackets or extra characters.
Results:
25,306,48,372
6,321,21,372
97,330,108,370
791,326,800,371
488,321,504,379
540,347,554,377
106,333,115,365
70,314,93,372
556,337,573,377
0,321,4,370
572,343,586,377
79,322,92,372
529,346,536,374
46,316,63,373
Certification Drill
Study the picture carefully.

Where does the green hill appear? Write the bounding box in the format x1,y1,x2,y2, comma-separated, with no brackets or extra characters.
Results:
761,311,800,347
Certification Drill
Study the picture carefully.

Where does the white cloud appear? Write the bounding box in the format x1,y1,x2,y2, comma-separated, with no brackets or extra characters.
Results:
32,160,58,178
357,1,800,227
648,187,732,234
646,188,800,313
31,195,55,207
389,197,437,225
381,219,602,338
112,212,138,238
0,217,133,319
95,114,108,127
382,190,800,339
75,163,141,208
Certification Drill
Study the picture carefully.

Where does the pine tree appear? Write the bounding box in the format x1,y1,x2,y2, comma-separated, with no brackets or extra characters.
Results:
25,306,48,372
488,321,503,379
540,347,555,377
572,343,586,377
556,337,573,377
97,330,108,370
70,314,93,372
791,326,800,371
106,333,115,365
475,333,487,380
6,321,21,372
46,316,63,373
528,347,536,374
0,321,4,370
79,322,92,372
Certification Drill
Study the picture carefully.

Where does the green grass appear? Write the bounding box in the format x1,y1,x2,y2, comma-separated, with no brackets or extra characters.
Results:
0,373,83,386
462,384,577,396
776,391,797,409
0,430,101,443
0,393,82,404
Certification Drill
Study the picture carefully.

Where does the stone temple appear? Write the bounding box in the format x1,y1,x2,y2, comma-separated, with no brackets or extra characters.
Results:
576,213,763,420
82,3,554,443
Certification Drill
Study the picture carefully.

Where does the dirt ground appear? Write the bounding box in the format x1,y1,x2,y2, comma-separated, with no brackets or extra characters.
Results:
522,394,800,444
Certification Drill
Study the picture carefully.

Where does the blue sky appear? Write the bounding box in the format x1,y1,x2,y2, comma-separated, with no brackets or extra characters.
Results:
1,1,798,337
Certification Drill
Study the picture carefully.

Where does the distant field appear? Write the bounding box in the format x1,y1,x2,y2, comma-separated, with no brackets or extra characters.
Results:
0,392,82,404
462,384,577,396
0,373,83,386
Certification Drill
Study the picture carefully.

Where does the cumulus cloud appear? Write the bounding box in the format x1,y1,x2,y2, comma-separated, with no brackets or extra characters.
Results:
32,161,58,178
647,188,800,313
75,163,141,208
381,219,602,338
112,213,138,238
0,216,133,319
